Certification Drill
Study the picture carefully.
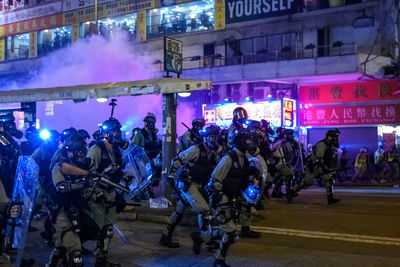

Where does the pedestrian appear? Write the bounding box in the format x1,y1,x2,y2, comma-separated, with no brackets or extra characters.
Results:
352,147,368,182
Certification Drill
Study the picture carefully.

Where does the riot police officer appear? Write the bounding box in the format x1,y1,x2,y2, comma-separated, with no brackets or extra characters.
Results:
179,118,206,152
207,128,261,267
132,113,162,197
227,107,248,147
46,135,92,267
87,118,124,267
288,129,341,204
160,125,220,253
20,127,42,156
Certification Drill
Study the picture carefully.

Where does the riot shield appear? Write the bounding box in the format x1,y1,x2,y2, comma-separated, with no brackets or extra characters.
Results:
2,156,39,266
248,155,268,197
122,144,153,202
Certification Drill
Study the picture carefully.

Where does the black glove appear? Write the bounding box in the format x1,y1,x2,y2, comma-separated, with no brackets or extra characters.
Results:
7,202,22,219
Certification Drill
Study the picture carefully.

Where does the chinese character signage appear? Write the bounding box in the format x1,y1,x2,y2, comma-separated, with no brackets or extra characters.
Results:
0,14,63,38
225,0,301,24
282,98,296,128
215,0,226,30
300,104,400,126
164,37,183,74
137,10,146,42
299,80,400,104
203,101,282,128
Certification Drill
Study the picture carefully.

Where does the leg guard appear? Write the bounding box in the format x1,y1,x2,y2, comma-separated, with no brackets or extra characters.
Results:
68,250,83,267
215,231,236,260
46,247,67,267
326,179,340,205
97,224,113,255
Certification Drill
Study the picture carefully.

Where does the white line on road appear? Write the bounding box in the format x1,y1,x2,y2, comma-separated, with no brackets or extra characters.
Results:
251,226,400,246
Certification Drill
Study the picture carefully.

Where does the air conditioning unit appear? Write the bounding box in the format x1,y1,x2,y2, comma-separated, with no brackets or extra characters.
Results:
231,83,249,102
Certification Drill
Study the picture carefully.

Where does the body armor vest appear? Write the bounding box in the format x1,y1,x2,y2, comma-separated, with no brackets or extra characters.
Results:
141,128,161,160
96,141,123,184
189,144,217,186
222,151,250,199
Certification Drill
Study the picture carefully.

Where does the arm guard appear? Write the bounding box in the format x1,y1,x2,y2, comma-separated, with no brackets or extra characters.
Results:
55,180,86,193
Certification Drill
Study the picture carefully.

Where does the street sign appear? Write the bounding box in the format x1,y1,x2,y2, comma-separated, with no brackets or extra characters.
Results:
164,37,183,75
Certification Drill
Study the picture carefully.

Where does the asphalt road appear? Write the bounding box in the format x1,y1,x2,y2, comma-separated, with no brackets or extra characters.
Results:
22,187,400,267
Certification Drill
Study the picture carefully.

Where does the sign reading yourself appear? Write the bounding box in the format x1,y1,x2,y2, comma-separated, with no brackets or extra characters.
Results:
164,37,183,74
300,104,400,126
225,0,300,24
299,79,400,104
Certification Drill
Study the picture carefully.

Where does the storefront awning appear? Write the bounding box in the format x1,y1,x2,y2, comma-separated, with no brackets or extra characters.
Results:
0,78,212,103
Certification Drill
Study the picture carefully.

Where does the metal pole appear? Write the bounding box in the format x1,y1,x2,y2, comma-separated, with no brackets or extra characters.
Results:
95,0,98,28
162,93,177,198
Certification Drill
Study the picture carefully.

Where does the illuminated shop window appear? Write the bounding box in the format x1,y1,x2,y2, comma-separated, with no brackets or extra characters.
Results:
80,13,137,40
38,26,72,56
147,0,214,38
5,33,29,60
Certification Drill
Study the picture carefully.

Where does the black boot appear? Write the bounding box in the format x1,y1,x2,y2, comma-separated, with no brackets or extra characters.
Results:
159,234,180,248
191,232,203,255
240,226,261,239
213,259,231,267
327,182,340,205
94,256,121,267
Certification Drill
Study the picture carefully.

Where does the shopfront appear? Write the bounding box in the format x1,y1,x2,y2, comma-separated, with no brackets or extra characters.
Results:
79,13,137,40
38,26,72,56
147,0,215,38
298,79,400,174
5,33,29,60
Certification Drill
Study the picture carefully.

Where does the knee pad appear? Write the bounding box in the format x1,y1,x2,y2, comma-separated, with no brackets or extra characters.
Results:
68,250,83,267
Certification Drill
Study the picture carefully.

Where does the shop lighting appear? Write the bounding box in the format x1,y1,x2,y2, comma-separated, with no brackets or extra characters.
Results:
96,98,108,103
178,92,191,97
245,97,251,101
267,94,272,98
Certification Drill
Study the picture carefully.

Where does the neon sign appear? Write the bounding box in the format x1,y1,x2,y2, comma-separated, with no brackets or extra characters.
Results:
203,101,282,128
282,98,296,128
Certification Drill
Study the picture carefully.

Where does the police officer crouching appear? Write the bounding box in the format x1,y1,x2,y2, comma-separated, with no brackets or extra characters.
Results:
207,129,261,267
179,118,206,152
160,125,221,253
46,135,93,267
288,129,341,205
87,118,127,267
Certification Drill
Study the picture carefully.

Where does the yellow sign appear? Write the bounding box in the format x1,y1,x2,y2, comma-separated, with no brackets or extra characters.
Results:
137,10,146,42
29,32,38,58
0,38,5,61
64,0,155,25
214,0,225,31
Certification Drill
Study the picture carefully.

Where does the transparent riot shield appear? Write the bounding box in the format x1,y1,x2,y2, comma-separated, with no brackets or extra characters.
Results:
122,144,153,202
2,156,39,266
248,155,268,197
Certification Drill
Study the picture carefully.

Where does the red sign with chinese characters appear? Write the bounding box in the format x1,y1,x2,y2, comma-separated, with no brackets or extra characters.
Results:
300,104,400,126
0,14,63,38
282,98,296,128
299,80,400,104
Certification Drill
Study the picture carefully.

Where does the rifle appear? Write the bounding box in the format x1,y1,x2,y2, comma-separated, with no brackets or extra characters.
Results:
60,163,129,194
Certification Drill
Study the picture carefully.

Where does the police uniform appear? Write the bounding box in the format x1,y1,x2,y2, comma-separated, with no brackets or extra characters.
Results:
179,130,201,152
161,144,218,249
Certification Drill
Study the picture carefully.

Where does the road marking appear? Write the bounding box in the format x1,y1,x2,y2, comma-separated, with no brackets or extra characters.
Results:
250,226,400,246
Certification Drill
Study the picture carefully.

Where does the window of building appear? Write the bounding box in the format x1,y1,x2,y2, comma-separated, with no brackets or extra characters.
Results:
80,13,137,40
38,26,72,56
5,33,29,61
147,0,214,38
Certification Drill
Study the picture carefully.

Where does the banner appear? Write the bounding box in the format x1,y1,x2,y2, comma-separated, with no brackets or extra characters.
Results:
215,0,226,30
62,0,114,12
0,14,64,38
0,2,62,26
137,10,146,42
225,0,301,24
299,79,400,104
0,38,5,61
300,104,400,126
29,32,37,58
64,0,155,25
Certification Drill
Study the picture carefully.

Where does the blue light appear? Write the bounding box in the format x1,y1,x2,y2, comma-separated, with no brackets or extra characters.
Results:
39,129,51,140
102,125,107,129
224,98,229,102
245,97,250,101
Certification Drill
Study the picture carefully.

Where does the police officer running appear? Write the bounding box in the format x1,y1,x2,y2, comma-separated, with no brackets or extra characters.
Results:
207,129,261,267
288,129,341,204
87,118,126,267
160,125,220,253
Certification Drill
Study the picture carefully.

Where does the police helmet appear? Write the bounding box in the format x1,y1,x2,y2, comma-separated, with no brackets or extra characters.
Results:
192,118,206,129
100,118,122,145
233,107,248,123
24,126,38,141
60,127,78,143
143,112,156,131
131,127,141,140
326,129,340,148
231,128,256,154
0,114,23,139
243,184,261,204
247,120,262,131
78,129,90,140
64,135,87,157
92,130,103,141
203,125,220,149
48,130,60,146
